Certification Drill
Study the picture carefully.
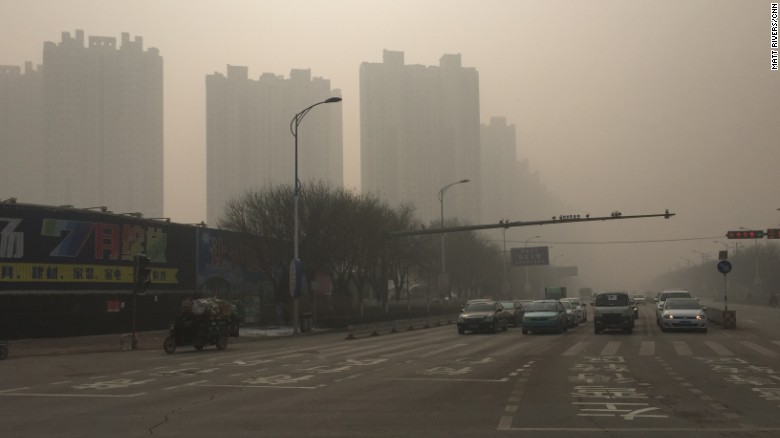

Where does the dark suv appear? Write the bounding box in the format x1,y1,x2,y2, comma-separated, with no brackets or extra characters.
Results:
593,291,634,334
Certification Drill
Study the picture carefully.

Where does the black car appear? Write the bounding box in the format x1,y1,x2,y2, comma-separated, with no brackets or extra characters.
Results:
499,300,523,327
457,300,511,334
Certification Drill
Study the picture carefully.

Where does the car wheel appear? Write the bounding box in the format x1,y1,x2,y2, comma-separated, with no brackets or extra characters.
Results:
490,322,497,333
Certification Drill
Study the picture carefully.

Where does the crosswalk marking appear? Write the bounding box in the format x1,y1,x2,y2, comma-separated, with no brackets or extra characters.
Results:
740,341,779,358
639,341,655,356
496,342,531,356
600,341,621,356
704,341,733,356
672,341,693,356
562,342,590,356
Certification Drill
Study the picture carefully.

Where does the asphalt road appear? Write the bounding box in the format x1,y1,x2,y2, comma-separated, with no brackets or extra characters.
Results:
2,304,780,437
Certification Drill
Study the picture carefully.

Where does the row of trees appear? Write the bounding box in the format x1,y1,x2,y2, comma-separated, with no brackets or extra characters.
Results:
652,242,780,305
218,182,506,316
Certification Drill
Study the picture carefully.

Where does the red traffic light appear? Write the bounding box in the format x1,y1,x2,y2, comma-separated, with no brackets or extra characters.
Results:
726,230,765,239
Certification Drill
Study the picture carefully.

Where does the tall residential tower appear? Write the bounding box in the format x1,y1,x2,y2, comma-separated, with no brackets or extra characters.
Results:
41,30,163,216
360,50,481,224
206,66,343,226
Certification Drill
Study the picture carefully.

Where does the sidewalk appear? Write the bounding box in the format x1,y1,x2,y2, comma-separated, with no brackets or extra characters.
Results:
4,325,298,358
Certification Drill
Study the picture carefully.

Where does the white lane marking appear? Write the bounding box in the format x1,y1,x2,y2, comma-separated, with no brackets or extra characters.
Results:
600,341,620,356
498,416,513,430
672,341,692,356
165,380,210,390
0,392,145,398
334,373,363,383
502,427,780,432
495,342,531,356
562,342,590,356
505,405,518,413
740,319,756,325
50,381,71,385
387,377,508,383
740,341,779,358
639,341,655,356
197,384,322,390
704,341,733,356
122,370,142,375
417,343,467,358
0,387,30,393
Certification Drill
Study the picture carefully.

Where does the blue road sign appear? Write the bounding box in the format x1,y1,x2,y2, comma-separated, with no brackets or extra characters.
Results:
717,260,732,274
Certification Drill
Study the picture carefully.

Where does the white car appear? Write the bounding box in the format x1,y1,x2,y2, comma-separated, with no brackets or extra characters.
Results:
659,298,708,333
561,297,586,323
655,290,693,325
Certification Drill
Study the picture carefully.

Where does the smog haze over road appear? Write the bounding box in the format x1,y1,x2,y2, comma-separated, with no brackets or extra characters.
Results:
2,0,778,292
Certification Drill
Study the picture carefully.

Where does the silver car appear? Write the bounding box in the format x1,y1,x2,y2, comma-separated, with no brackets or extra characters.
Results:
561,297,586,323
659,298,708,333
560,300,578,327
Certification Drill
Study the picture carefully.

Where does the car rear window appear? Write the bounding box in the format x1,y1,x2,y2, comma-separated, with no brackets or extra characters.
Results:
465,302,494,312
660,291,692,301
526,302,558,312
595,294,629,306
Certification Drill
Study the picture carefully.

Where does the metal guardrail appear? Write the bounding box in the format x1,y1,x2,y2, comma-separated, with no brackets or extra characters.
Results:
343,314,459,340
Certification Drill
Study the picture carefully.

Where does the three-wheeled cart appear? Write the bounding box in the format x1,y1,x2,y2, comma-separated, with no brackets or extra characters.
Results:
163,298,240,354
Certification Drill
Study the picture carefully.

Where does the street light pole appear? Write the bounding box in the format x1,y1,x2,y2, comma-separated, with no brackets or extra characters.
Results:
523,235,541,295
438,179,469,299
289,96,342,335
499,221,512,297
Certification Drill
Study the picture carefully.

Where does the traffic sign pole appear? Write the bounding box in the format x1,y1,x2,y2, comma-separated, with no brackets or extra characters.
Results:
717,260,732,312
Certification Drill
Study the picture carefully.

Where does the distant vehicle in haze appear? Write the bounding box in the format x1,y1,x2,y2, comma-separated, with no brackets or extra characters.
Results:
593,291,634,335
521,300,568,335
560,297,586,323
457,300,511,334
499,300,523,327
544,286,567,300
560,300,578,328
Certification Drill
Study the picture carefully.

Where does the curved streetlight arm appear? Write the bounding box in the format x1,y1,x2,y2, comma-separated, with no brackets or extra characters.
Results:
290,97,343,194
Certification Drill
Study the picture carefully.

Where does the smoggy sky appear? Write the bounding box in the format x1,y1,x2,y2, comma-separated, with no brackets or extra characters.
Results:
2,0,778,292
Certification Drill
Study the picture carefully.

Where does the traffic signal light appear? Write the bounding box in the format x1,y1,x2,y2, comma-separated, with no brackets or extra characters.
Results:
726,230,764,239
134,255,152,290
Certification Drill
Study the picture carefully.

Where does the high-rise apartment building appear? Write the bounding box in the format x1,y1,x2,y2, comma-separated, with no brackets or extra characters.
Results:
480,116,561,224
206,66,343,226
0,62,43,204
40,30,163,216
360,50,481,224
480,117,520,223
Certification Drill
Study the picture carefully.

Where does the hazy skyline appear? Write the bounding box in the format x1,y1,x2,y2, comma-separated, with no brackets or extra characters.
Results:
2,0,778,292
